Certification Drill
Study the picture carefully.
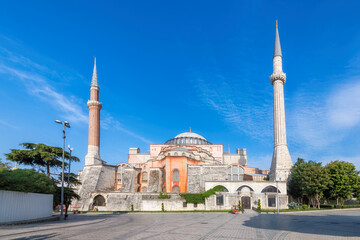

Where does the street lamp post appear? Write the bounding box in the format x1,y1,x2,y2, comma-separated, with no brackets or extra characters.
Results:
275,177,280,214
67,145,73,187
55,120,70,219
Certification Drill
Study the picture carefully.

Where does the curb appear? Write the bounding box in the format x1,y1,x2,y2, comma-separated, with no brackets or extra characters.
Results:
280,208,360,214
0,215,60,226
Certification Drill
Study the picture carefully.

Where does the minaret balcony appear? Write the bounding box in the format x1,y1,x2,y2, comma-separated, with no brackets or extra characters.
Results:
270,72,286,85
87,100,102,109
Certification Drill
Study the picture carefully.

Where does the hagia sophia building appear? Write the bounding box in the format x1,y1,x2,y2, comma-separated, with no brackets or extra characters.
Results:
72,22,293,211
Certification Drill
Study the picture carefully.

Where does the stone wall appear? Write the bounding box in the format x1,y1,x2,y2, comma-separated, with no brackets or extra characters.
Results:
84,191,288,211
187,166,228,193
147,168,162,193
204,181,287,194
121,168,135,192
73,164,116,211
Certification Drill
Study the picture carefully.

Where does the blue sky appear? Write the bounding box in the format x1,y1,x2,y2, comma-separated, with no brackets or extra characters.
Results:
1,0,360,174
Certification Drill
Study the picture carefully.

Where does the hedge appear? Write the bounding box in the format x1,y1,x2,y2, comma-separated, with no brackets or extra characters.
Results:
180,185,227,204
341,205,360,208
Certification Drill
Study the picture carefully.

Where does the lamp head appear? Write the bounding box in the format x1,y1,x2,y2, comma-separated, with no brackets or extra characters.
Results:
55,120,62,124
64,121,70,128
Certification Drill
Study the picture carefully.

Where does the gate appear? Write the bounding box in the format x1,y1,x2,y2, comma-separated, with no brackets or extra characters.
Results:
241,196,251,209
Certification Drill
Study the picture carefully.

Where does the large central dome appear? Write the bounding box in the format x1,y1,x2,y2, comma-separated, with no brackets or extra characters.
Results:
165,132,212,145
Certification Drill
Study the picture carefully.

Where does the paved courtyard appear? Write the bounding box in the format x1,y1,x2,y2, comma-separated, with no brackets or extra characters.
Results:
1,209,360,239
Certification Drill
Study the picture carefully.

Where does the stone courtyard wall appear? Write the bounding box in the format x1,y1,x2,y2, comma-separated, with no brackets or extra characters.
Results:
85,191,288,211
187,166,228,193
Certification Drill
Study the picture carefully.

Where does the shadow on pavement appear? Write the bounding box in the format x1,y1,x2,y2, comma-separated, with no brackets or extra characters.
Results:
13,233,58,239
243,213,360,237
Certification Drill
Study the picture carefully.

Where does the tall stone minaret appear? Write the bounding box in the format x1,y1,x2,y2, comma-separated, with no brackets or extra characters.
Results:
269,21,293,181
85,58,103,165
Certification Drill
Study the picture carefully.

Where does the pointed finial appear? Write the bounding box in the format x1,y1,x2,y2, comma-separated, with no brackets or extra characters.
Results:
94,57,96,65
91,57,98,87
189,127,191,133
13,163,18,170
273,20,282,58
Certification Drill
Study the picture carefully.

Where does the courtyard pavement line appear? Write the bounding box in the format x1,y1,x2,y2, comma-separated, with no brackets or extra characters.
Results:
278,208,360,214
0,218,108,238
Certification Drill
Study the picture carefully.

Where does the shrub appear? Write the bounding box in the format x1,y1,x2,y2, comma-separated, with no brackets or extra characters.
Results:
161,203,165,212
258,199,261,210
0,169,56,194
180,185,228,204
288,202,301,209
320,204,334,209
310,204,335,209
238,200,242,211
341,204,360,208
302,204,308,210
158,192,170,199
131,204,134,211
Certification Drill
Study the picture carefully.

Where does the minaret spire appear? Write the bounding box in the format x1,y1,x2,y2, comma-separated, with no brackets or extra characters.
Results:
273,20,282,58
91,57,98,87
269,21,292,181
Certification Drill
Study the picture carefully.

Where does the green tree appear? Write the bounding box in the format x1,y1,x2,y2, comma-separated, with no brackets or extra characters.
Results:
53,186,80,218
0,158,11,170
288,158,307,201
58,173,82,187
288,159,331,208
0,169,56,194
6,143,79,177
326,161,360,206
303,161,331,209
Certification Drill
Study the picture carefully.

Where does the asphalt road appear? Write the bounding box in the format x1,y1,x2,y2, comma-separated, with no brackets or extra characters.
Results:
1,209,360,239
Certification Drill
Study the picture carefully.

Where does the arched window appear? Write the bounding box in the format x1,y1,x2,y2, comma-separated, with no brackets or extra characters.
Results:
172,185,180,193
93,195,106,206
142,172,148,182
236,186,254,194
173,169,180,182
261,186,280,193
174,152,178,156
228,165,244,181
214,185,229,192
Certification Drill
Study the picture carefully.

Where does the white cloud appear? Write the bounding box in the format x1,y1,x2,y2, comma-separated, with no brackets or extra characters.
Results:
101,114,152,144
327,80,360,129
193,74,273,141
0,47,152,145
0,119,17,129
0,64,88,124
288,77,360,150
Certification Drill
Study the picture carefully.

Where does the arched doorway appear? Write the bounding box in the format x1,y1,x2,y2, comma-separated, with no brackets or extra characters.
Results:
241,196,251,209
93,195,106,206
172,185,180,193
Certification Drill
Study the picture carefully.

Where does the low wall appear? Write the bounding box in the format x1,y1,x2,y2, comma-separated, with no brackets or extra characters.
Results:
0,190,53,223
85,191,287,211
